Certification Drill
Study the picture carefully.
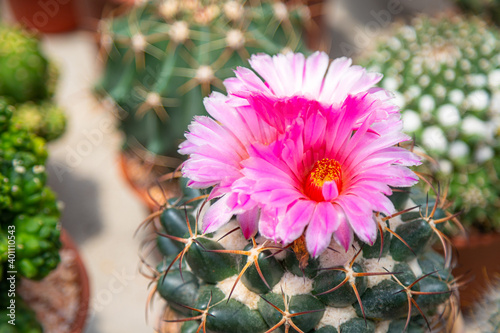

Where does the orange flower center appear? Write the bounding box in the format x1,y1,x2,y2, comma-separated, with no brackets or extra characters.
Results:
304,158,343,202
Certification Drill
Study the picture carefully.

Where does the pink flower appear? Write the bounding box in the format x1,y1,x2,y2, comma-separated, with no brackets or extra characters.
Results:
241,95,420,256
179,51,420,256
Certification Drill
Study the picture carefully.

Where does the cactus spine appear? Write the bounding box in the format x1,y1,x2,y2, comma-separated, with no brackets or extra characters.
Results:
96,0,311,157
141,179,460,333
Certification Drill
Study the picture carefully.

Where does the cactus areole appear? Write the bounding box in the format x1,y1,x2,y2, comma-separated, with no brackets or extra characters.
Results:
96,0,311,157
147,52,460,332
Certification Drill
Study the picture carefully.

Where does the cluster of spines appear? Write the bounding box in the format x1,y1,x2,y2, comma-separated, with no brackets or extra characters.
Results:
137,174,463,333
359,15,500,231
96,0,314,156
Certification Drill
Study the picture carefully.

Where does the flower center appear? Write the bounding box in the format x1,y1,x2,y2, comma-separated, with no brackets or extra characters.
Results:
304,158,342,202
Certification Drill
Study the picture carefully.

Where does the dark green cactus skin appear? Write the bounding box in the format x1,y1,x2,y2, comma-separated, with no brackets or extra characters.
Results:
96,0,310,157
358,16,500,232
150,180,457,332
258,293,325,333
0,100,62,330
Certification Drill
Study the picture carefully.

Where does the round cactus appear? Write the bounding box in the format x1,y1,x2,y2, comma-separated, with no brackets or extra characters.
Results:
144,180,459,333
0,24,50,103
358,16,500,232
96,0,312,157
139,50,462,333
12,101,67,142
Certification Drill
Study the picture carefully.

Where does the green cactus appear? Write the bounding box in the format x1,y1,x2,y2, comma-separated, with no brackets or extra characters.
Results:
96,0,311,157
466,277,500,333
455,0,500,25
0,99,62,331
143,180,459,333
0,25,66,143
0,100,61,279
358,16,500,232
12,101,67,142
0,25,51,103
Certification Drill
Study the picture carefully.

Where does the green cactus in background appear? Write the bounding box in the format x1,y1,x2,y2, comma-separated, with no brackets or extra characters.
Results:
141,179,460,333
0,99,62,331
12,101,67,142
0,25,50,103
96,0,311,157
0,24,66,143
358,16,500,232
455,0,500,25
466,277,500,332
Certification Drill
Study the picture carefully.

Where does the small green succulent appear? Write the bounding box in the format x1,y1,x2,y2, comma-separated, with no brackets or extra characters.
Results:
12,101,66,142
0,24,50,103
0,99,62,331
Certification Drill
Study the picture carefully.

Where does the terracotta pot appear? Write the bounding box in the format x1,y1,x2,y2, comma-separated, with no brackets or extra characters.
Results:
119,152,160,212
452,232,500,312
158,307,183,333
118,152,182,212
7,0,80,33
19,229,90,332
61,229,90,333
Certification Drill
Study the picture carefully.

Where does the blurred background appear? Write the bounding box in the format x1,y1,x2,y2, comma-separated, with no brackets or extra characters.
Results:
2,0,500,332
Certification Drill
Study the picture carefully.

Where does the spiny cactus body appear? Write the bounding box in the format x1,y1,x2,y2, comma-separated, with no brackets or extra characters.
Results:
359,16,500,231
145,180,459,333
97,0,311,157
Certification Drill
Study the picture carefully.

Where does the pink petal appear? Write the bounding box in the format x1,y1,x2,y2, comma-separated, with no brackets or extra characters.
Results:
276,200,316,244
337,196,377,245
306,202,340,257
350,214,377,245
202,195,235,234
303,51,330,98
259,208,283,241
332,205,352,252
322,181,339,201
238,206,260,239
319,57,352,103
